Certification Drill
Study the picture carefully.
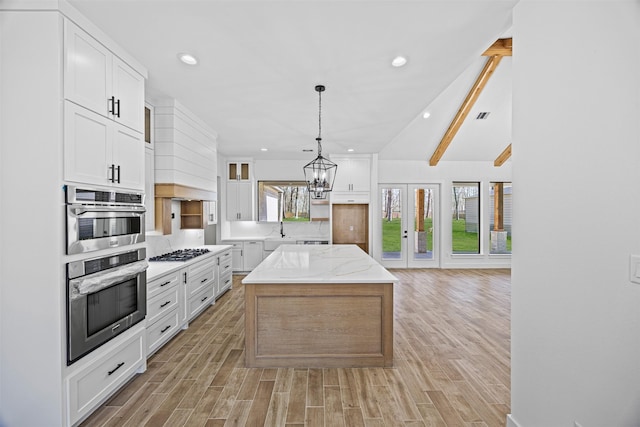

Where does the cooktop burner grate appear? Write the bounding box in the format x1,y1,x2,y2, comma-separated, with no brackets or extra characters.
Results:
149,248,210,262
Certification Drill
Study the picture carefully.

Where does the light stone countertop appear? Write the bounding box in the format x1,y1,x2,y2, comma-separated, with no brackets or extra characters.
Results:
242,244,398,284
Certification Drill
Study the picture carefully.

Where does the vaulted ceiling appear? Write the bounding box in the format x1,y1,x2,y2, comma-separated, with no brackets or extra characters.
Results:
68,0,516,164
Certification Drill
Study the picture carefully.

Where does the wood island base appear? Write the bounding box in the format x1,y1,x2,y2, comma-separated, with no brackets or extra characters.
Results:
244,282,394,368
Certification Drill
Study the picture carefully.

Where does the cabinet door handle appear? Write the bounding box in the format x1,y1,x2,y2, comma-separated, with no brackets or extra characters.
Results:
160,280,171,287
108,164,115,182
115,98,121,118
183,272,187,283
107,362,125,376
160,301,171,308
115,165,121,183
160,325,171,334
108,96,115,114
201,296,208,302
201,278,208,284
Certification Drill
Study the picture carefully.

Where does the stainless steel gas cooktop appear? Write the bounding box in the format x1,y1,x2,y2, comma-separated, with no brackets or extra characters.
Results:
148,248,210,262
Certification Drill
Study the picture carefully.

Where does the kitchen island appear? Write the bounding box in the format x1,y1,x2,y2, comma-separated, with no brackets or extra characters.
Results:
242,244,398,368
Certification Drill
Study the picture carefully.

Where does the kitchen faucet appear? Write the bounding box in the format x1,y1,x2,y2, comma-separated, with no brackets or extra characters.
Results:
280,220,285,238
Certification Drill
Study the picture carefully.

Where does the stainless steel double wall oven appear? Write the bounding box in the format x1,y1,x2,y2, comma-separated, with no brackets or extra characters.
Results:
65,185,147,365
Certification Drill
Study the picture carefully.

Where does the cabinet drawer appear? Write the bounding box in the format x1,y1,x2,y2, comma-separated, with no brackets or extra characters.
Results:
188,286,214,320
67,329,145,424
218,271,233,296
147,285,180,325
147,308,180,356
187,268,215,298
331,192,370,204
189,256,215,277
147,270,180,300
218,249,232,263
218,254,233,277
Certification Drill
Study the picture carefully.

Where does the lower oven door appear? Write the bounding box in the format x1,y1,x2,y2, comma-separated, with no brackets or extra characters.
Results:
66,205,146,255
67,259,147,365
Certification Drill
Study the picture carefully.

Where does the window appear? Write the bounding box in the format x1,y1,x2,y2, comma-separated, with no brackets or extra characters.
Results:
257,181,310,222
452,182,480,254
489,182,512,254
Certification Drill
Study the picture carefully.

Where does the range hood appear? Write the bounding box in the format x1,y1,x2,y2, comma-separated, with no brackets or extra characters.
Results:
155,183,216,201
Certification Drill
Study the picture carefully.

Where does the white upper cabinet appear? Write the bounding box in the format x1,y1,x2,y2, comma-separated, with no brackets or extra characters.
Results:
65,101,144,190
331,156,371,193
64,21,144,134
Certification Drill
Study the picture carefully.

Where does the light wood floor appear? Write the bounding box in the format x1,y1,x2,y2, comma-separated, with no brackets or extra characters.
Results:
81,269,511,427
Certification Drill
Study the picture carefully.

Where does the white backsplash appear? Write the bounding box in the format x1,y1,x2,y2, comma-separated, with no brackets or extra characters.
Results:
226,220,330,240
146,200,205,257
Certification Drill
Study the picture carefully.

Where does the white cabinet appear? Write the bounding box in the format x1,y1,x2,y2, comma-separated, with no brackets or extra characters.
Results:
64,101,145,190
204,200,217,225
64,21,144,133
331,156,371,192
215,248,233,298
66,326,145,426
224,241,264,272
227,161,251,181
243,241,264,271
184,256,216,321
146,269,182,356
227,181,253,221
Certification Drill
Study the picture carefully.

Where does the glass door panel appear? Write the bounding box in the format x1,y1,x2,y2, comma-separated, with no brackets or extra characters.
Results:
380,184,439,268
381,187,406,267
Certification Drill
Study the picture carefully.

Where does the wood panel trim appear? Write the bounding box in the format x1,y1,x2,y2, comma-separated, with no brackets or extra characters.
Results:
494,143,512,166
482,38,512,56
245,282,393,368
429,54,503,166
154,183,216,201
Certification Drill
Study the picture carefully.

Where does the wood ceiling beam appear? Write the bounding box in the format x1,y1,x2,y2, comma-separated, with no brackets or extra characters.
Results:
483,38,512,56
429,54,503,166
494,143,512,166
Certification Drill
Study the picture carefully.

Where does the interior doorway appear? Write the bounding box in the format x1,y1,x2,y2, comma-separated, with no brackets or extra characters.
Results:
379,184,439,268
332,204,369,253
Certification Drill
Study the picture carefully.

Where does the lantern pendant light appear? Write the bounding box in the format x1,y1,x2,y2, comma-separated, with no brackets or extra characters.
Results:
303,85,337,199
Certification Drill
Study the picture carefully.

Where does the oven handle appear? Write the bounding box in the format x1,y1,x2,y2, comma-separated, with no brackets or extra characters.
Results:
69,260,148,300
70,205,146,216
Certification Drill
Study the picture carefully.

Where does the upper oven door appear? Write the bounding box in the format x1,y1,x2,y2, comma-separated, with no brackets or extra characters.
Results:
67,205,146,254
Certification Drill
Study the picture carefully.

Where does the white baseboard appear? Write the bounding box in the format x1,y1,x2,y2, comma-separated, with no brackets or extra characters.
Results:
507,414,522,427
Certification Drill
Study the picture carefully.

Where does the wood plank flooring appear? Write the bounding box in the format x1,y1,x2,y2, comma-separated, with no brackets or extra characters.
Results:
81,269,511,427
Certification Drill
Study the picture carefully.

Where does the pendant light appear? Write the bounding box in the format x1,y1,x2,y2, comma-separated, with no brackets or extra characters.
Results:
303,85,337,199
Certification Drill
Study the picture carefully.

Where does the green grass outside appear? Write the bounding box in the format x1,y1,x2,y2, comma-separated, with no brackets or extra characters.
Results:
382,218,511,254
283,216,310,222
381,218,433,253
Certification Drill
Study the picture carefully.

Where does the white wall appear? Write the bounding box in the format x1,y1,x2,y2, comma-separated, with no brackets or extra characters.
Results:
0,11,66,426
378,159,512,268
510,2,640,426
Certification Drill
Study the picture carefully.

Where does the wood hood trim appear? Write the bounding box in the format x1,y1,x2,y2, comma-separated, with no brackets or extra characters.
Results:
154,183,216,201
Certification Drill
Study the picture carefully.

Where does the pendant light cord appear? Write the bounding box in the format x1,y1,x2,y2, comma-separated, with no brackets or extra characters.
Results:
317,87,322,156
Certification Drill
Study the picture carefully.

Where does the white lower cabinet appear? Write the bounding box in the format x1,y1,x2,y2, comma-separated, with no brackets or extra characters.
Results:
146,269,184,356
188,285,215,320
216,248,233,298
146,309,181,356
66,325,146,426
224,240,263,272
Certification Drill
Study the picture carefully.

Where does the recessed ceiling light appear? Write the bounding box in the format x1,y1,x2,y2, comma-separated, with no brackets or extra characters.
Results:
177,52,198,65
260,148,268,152
347,148,355,152
423,111,431,119
391,56,407,67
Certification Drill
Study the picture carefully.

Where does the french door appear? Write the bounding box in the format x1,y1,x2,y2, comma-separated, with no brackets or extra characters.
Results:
379,184,439,268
